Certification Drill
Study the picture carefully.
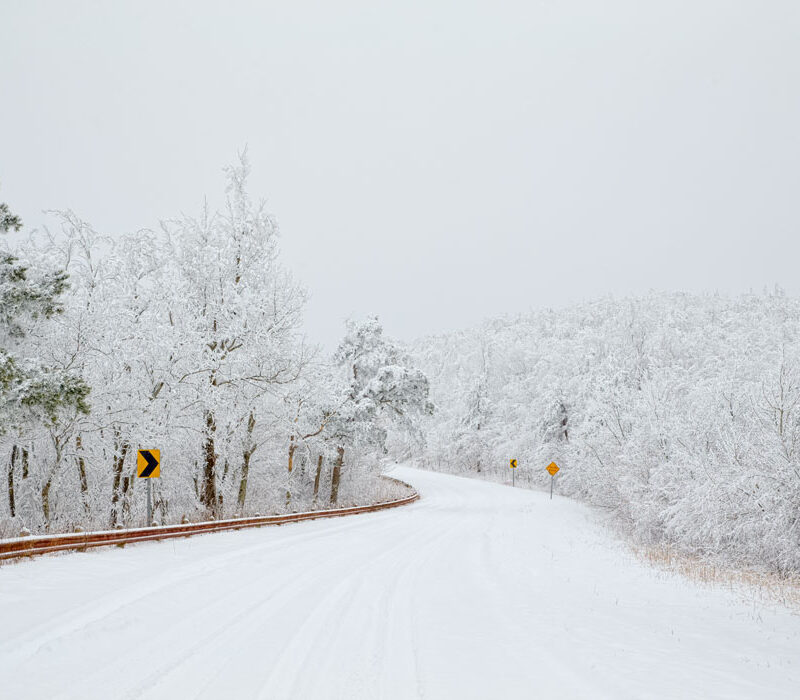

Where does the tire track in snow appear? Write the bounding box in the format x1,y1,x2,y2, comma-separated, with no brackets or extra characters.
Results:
2,467,799,700
0,508,414,691
256,497,466,700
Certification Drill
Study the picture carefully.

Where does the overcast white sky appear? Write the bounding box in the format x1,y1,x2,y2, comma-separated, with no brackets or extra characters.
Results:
1,1,799,347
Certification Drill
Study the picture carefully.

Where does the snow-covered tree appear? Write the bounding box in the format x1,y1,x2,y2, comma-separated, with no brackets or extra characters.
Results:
412,291,800,575
326,318,432,503
1,161,321,533
1,197,89,525
159,152,308,516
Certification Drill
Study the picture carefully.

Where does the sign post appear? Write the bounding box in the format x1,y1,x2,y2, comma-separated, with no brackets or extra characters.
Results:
546,461,560,499
509,458,517,487
137,449,161,526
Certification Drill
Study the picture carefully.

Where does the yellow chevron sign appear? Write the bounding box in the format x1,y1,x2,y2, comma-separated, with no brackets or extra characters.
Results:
509,459,518,469
137,450,160,478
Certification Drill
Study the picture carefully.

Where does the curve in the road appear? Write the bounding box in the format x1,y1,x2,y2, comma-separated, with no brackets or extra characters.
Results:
0,467,798,700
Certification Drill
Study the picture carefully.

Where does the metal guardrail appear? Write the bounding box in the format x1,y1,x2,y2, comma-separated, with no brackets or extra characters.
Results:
0,483,419,562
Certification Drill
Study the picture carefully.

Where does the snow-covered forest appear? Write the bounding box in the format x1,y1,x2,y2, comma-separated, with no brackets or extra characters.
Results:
412,293,800,576
3,161,799,579
0,157,431,536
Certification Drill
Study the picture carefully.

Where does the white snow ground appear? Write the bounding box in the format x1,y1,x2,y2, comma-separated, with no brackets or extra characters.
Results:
0,467,798,700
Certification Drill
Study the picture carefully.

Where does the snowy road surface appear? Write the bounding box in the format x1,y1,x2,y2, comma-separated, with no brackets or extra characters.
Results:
1,467,798,700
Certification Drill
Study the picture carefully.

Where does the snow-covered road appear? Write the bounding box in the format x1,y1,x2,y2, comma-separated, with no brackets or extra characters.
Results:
1,467,798,699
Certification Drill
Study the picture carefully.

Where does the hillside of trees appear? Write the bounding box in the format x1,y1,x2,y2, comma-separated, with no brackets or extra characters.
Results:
0,158,431,536
412,292,800,576
4,161,798,579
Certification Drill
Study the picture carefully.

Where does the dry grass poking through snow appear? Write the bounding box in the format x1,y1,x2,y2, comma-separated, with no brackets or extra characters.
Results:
636,545,800,613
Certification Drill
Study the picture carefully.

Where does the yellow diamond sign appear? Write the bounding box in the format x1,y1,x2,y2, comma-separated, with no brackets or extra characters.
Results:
546,462,559,476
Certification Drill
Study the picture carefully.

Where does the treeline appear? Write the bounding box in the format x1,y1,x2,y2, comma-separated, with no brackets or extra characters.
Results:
0,157,430,536
412,292,800,575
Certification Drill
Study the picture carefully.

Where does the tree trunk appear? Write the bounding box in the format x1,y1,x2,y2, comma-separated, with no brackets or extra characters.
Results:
238,412,256,511
285,435,297,506
330,446,344,505
75,435,90,517
287,436,296,474
41,478,52,527
7,445,17,518
121,476,132,524
238,450,252,510
218,460,229,513
313,454,323,502
110,434,130,526
202,410,218,516
42,435,66,529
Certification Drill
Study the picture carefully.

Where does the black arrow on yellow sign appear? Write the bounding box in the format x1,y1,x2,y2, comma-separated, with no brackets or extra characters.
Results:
137,450,160,478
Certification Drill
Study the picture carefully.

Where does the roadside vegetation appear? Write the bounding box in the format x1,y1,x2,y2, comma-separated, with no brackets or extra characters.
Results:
412,293,800,577
0,158,431,536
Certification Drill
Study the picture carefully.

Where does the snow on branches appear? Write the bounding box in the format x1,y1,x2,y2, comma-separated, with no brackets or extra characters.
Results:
412,292,800,575
0,166,431,535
